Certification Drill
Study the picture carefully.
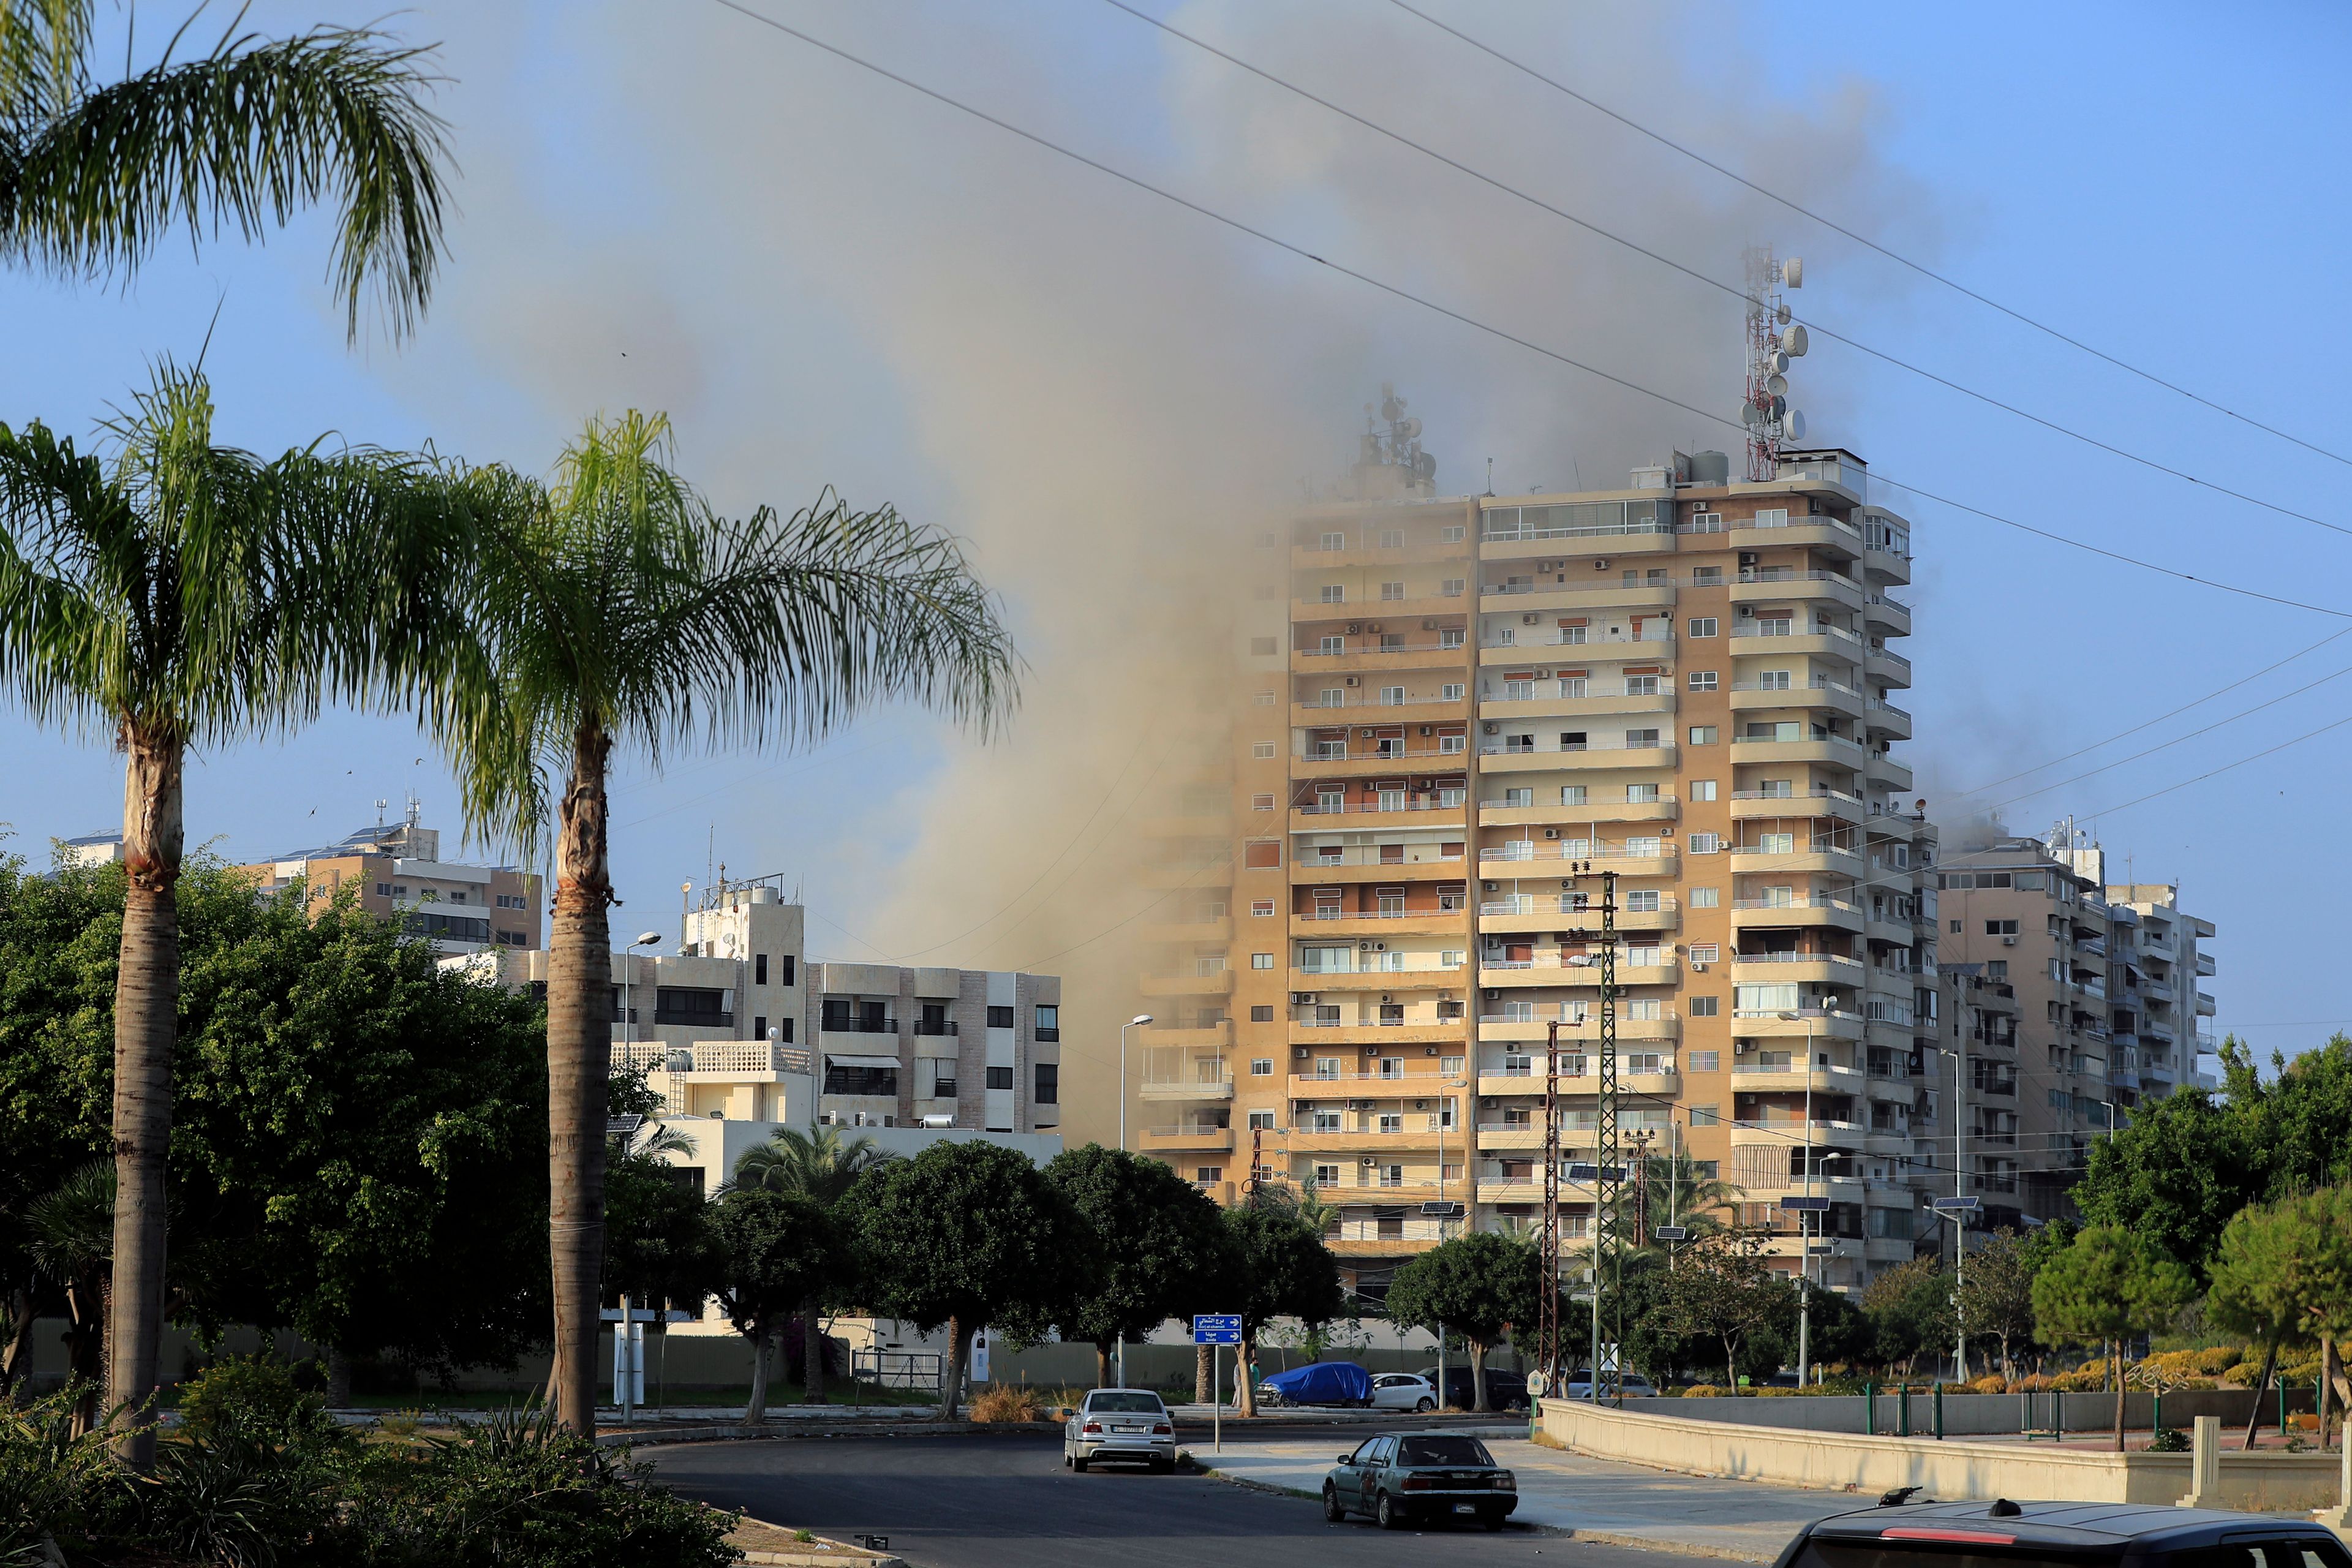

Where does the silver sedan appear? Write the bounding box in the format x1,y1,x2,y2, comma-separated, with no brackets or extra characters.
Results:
1061,1389,1177,1472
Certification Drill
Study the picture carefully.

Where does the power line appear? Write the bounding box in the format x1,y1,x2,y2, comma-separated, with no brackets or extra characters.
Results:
2074,708,2352,823
704,0,2352,620
1096,0,2352,543
1382,0,2352,475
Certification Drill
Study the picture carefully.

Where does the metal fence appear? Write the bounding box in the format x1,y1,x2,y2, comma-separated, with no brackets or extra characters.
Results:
851,1348,943,1392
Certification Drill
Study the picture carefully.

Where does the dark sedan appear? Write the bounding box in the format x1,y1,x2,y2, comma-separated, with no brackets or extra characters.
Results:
1417,1365,1529,1411
1321,1431,1517,1531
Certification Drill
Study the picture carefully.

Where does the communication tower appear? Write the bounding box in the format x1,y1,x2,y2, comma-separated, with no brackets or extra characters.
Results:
1741,247,1809,481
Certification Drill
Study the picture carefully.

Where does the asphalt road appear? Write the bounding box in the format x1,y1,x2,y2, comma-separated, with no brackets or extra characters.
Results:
643,1430,1684,1568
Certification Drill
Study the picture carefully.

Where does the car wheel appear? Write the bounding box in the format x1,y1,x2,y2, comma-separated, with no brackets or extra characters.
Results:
1376,1492,1403,1531
1152,1455,1174,1474
1072,1456,1088,1473
1323,1485,1347,1523
1414,1396,1434,1412
1062,1450,1072,1469
1482,1511,1506,1532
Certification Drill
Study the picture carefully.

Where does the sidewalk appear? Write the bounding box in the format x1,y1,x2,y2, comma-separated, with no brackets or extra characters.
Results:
1188,1433,1863,1561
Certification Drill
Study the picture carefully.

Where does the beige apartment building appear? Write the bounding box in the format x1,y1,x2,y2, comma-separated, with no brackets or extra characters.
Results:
234,805,542,956
1937,831,2218,1226
1137,439,1940,1293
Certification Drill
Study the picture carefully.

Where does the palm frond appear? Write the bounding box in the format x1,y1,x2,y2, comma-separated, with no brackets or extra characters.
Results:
0,21,450,339
0,0,93,121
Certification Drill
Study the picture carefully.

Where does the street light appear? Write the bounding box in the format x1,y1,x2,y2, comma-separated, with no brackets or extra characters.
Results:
1119,1014,1153,1152
1434,1074,1468,1242
1778,1011,1817,1387
622,931,662,1046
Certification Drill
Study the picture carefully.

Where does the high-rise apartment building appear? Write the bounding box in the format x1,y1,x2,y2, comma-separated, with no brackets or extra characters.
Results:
1937,831,2218,1225
236,804,541,956
1138,433,1939,1294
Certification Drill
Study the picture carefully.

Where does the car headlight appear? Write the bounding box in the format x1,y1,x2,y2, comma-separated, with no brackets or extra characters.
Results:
1494,1472,1516,1491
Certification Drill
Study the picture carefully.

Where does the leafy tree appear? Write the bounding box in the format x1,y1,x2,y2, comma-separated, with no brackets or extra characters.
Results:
426,417,1016,1434
1225,1205,1343,1417
0,369,468,1460
603,1152,709,1316
2074,1036,2352,1278
1861,1257,1954,1375
706,1186,832,1424
2031,1223,2196,1450
1956,1229,2041,1379
1385,1232,1549,1412
0,2,450,337
1657,1229,1796,1391
851,1140,1093,1419
1041,1144,1231,1388
23,1159,110,1429
2207,1186,2352,1446
1800,1280,1872,1372
1634,1148,1744,1246
729,1124,897,1403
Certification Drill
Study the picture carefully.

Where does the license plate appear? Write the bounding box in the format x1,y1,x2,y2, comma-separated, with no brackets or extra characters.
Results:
1453,1503,1476,1514
1115,1425,1144,1433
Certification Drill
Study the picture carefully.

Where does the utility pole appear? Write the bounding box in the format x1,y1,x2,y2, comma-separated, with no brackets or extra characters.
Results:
1539,1017,1561,1392
1596,871,1620,1404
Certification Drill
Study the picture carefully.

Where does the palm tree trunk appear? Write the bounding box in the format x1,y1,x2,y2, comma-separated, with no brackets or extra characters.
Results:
107,724,182,1468
803,1297,828,1403
1096,1343,1112,1390
1238,1335,1257,1417
1196,1344,1213,1405
548,723,615,1436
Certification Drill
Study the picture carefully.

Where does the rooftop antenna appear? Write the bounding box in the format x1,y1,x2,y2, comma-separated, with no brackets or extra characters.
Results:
1741,246,1807,480
374,797,388,829
1485,457,1494,496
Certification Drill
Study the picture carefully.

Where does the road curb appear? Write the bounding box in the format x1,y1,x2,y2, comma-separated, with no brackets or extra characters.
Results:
1188,1461,1777,1562
620,1420,1061,1449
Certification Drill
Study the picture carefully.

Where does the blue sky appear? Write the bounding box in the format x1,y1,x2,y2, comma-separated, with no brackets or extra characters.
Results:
2,1,2345,1054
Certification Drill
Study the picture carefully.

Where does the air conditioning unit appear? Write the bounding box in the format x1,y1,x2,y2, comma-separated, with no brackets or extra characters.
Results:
1735,1041,1754,1053
1344,675,1360,687
1544,827,1561,839
1423,1047,1438,1058
1482,881,1498,891
1294,1046,1310,1058
1423,619,1439,630
1360,727,1377,738
1367,622,1384,632
2002,935,2017,946
1594,559,1610,570
1482,721,1499,734
1419,725,1433,736
1521,612,1539,625
1347,622,1362,634
1360,940,1374,951
1371,941,1388,952
1738,605,1757,617
1350,1099,1372,1110
1739,551,1760,566
1483,988,1502,1000
1691,961,1708,973
1481,1097,1499,1109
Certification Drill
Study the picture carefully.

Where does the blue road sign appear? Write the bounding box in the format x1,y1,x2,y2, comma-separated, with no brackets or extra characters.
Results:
1779,1195,1831,1212
1193,1314,1242,1345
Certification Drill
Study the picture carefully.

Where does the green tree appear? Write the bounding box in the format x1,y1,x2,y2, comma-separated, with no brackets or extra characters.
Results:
851,1140,1093,1419
1041,1144,1230,1389
23,1159,111,1429
2030,1223,2196,1450
1800,1280,1872,1372
729,1124,898,1403
1956,1229,2041,1379
2074,1036,2352,1278
706,1186,832,1425
1384,1232,1548,1413
2206,1186,2352,1446
0,1,450,337
1862,1257,1954,1375
426,415,1015,1434
1225,1205,1343,1418
1635,1148,1744,1247
0,388,470,1462
1657,1229,1796,1392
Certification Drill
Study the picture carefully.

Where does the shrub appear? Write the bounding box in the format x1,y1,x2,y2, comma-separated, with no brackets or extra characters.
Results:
2147,1427,2190,1452
1754,1387,1795,1398
967,1386,1042,1423
1970,1374,2010,1395
176,1353,328,1444
2192,1346,2244,1376
1681,1384,1727,1398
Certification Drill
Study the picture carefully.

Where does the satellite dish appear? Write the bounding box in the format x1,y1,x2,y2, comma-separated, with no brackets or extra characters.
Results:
1782,324,1809,357
1782,256,1804,288
1415,451,1438,480
1396,415,1422,440
1766,374,1789,398
1768,349,1790,375
1740,402,1762,426
1786,409,1807,441
1775,303,1792,326
1770,394,1787,421
1381,394,1404,422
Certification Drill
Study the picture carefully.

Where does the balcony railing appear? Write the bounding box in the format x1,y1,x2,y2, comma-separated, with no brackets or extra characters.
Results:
1730,676,1863,699
1730,733,1867,757
1480,629,1673,649
1298,642,1461,657
617,1041,813,1075
1478,736,1672,756
1737,567,1863,594
819,1013,897,1035
1482,894,1675,917
1299,905,1460,921
1295,799,1464,816
1732,895,1860,916
1732,620,1865,648
1297,693,1460,710
1302,742,1468,763
1480,842,1675,865
1483,681,1670,701
1731,839,1861,860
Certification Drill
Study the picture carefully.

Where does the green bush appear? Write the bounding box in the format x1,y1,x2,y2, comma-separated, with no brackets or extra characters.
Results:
2147,1426,2191,1452
176,1352,329,1444
1681,1384,1728,1398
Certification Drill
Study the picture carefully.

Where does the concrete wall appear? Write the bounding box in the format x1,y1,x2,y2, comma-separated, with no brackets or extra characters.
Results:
1537,1398,2343,1512
1626,1389,2309,1436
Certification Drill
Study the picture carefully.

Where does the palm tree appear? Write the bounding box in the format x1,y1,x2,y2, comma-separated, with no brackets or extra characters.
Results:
0,1,449,337
0,365,459,1461
731,1124,899,1403
26,1160,113,1434
429,413,1016,1434
1634,1148,1744,1254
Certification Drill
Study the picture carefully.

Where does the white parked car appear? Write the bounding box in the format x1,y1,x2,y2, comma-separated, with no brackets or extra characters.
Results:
1061,1388,1177,1472
1368,1373,1439,1413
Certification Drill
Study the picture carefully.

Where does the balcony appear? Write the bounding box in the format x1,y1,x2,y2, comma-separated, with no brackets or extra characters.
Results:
1139,1125,1235,1152
1137,1020,1232,1050
1730,567,1865,612
1293,693,1464,726
1728,839,1864,876
1139,915,1233,944
818,1012,897,1037
1480,796,1679,829
1733,1008,1865,1042
1729,895,1864,934
1865,592,1912,636
1866,697,1913,741
1293,640,1468,674
1866,644,1912,688
1290,908,1466,939
1479,893,1677,933
1287,1120,1449,1153
1730,1118,1867,1148
1293,851,1468,884
1731,786,1864,826
1291,592,1468,625
1471,1057,1680,1097
1479,500,1674,550
1861,535,1913,587
618,1040,813,1077
1730,733,1868,768
1479,839,1677,877
1479,954,1680,989
1730,676,1864,720
1289,801,1468,835
1478,628,1675,658
1728,621,1866,663
1479,580,1675,614
1479,688,1676,722
1289,537,1468,570
1291,964,1464,992
1474,1012,1679,1045
1869,752,1915,792
1727,511,1864,554
1478,739,1677,772
1728,1061,1866,1092
1139,970,1235,998
1294,744,1472,778
1288,1069,1464,1100
1139,1071,1234,1101
1730,951,1866,987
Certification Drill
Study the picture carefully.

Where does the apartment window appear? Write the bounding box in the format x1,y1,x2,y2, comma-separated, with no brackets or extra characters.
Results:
1319,531,1346,551
1441,682,1465,701
1439,733,1466,753
1689,725,1717,745
1380,582,1405,601
1689,1049,1721,1071
986,1066,1014,1090
1690,943,1720,963
1688,670,1718,692
1691,780,1717,802
1690,995,1720,1017
1034,1064,1058,1104
1692,565,1724,584
1625,674,1660,696
1035,1005,1059,1040
1251,952,1275,970
1688,1104,1719,1126
1503,786,1533,808
1196,1167,1221,1185
1951,919,1962,933
1250,1058,1275,1076
1319,586,1344,603
1247,1110,1276,1129
1625,889,1660,911
752,1014,767,1039
1253,690,1276,706
1252,741,1278,760
1689,832,1722,854
1439,627,1464,648
1441,950,1464,968
1442,578,1465,597
1250,1005,1273,1022
932,1064,956,1098
1251,636,1279,655
1244,839,1281,869
1626,728,1660,748
1689,616,1718,638
1988,960,2009,981
1380,529,1405,549
1314,1163,1341,1185
1251,793,1275,810
1627,783,1660,804
1251,900,1275,916
1380,685,1406,705
987,1005,1016,1028
375,883,390,896
754,952,769,986
1985,919,2019,936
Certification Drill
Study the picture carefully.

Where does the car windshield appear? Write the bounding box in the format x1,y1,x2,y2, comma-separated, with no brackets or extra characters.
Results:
1088,1392,1164,1414
1398,1436,1494,1467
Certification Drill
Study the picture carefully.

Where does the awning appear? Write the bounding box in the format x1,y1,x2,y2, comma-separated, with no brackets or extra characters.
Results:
824,1053,902,1071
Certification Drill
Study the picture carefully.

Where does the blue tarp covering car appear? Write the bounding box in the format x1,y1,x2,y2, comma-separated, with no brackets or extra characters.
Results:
1256,1360,1373,1407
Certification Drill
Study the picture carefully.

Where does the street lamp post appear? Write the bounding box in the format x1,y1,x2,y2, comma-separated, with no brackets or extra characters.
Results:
1779,1012,1816,1386
1434,1075,1468,1240
1118,1013,1153,1152
622,930,662,1049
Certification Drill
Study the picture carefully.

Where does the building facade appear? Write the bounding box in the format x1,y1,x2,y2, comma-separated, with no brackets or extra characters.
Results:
456,881,1063,1136
1140,440,1940,1292
235,807,542,956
